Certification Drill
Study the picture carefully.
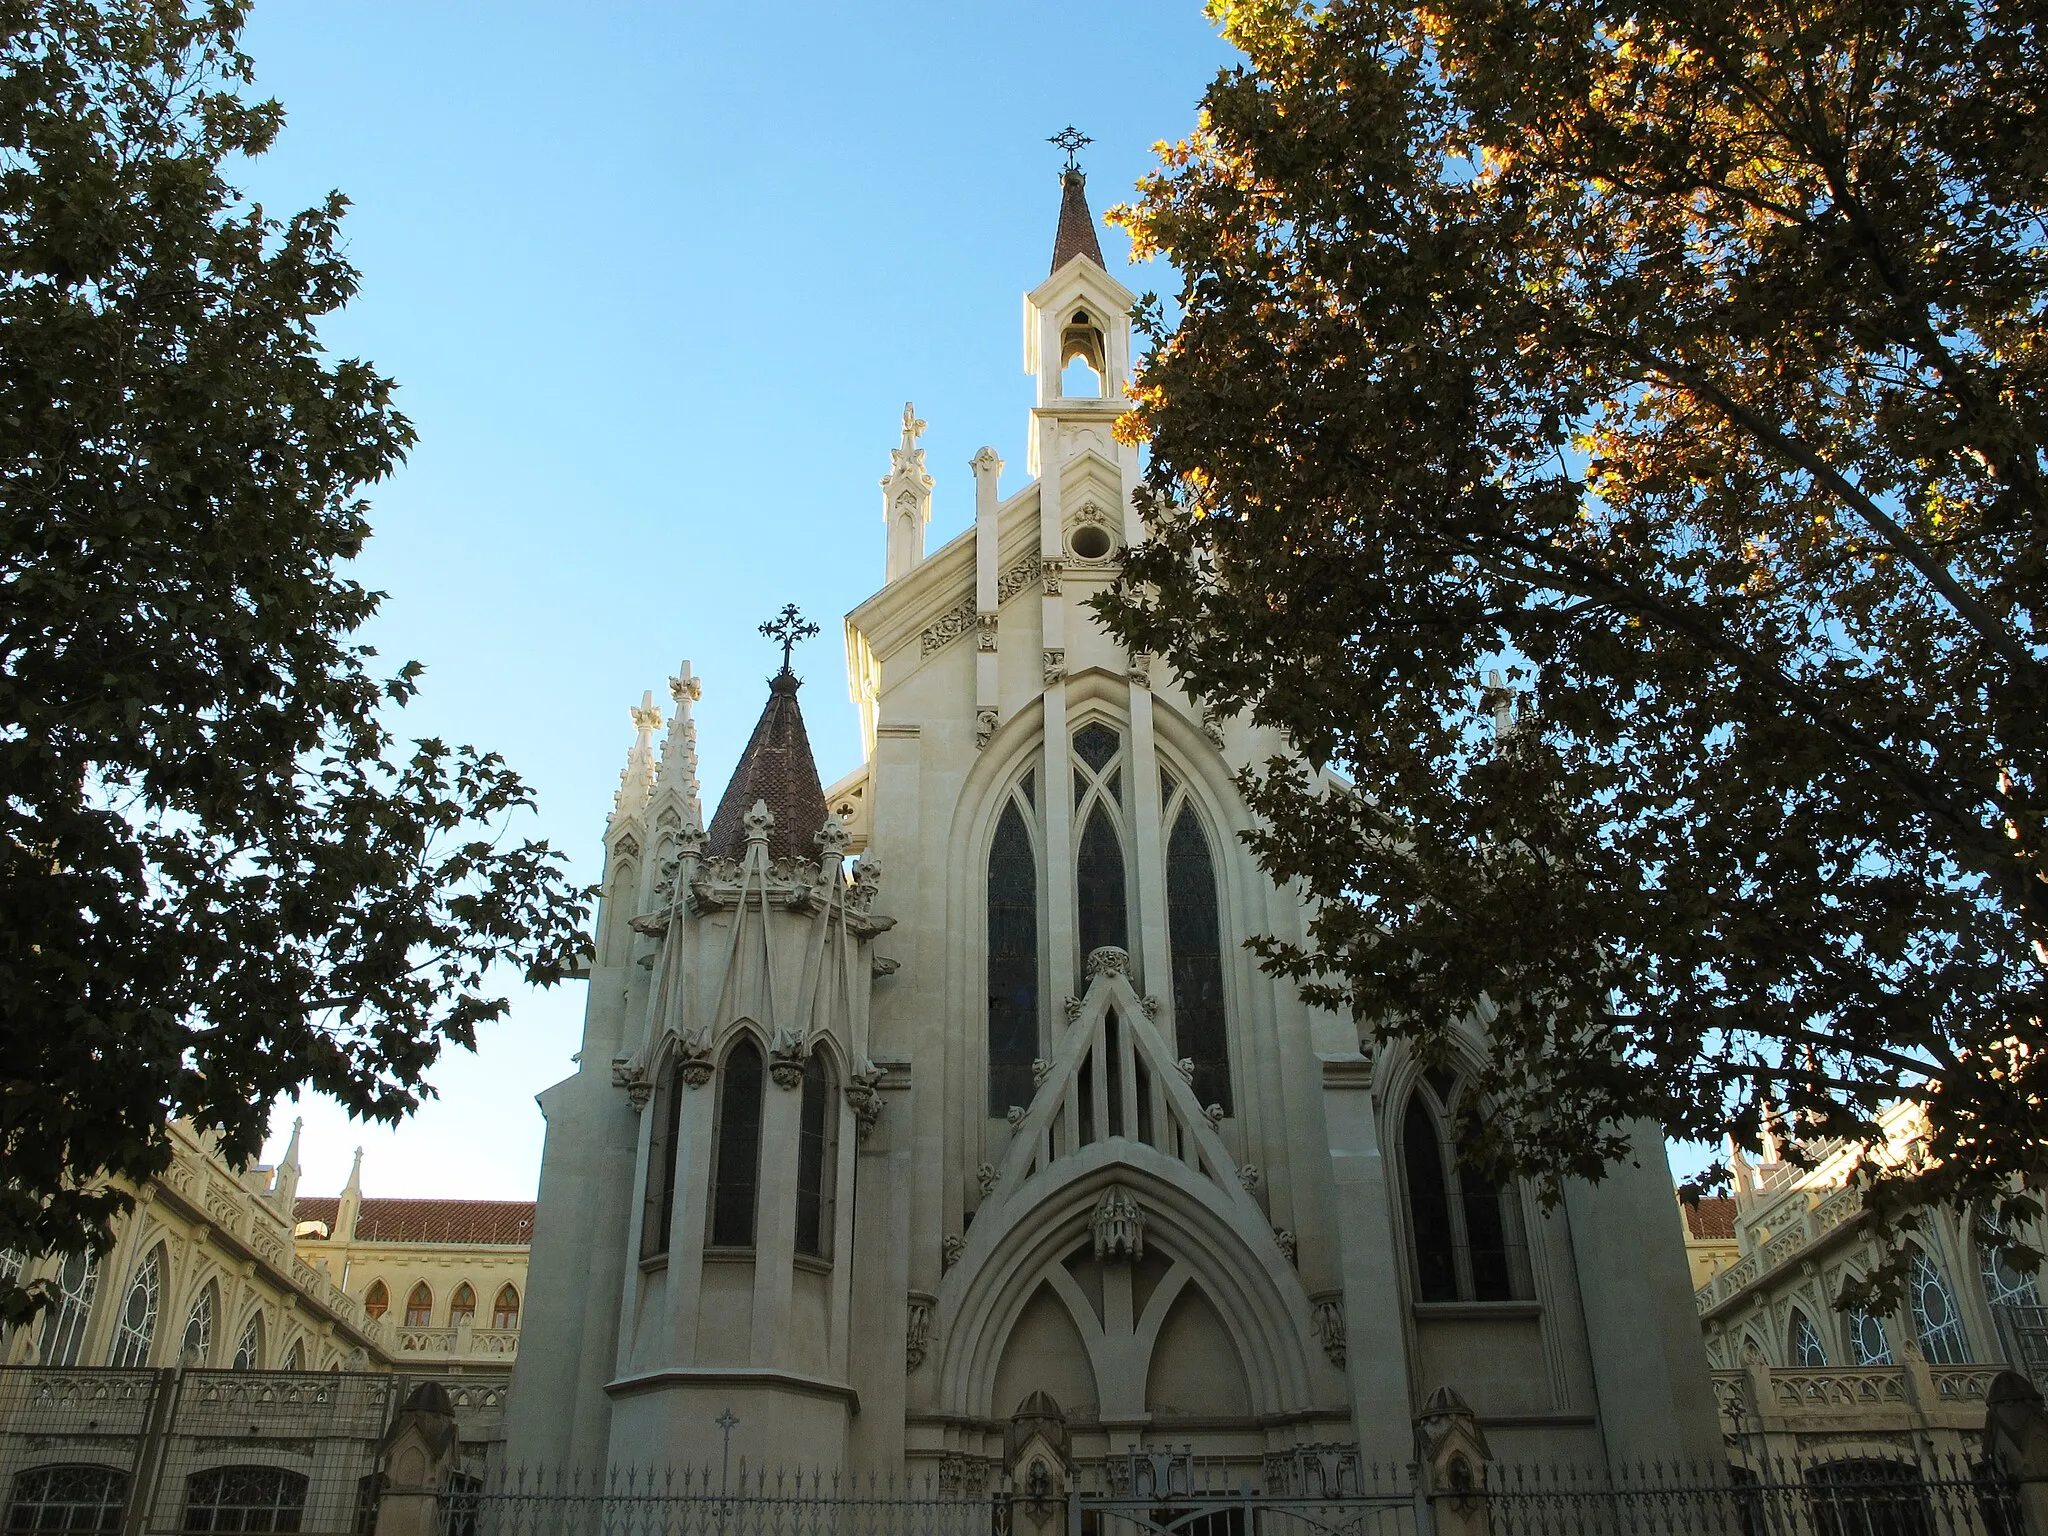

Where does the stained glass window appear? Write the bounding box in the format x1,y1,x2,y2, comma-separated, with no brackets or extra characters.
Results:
1166,805,1231,1113
492,1285,520,1330
710,1040,765,1247
108,1247,162,1367
987,801,1040,1115
1461,1168,1515,1301
1076,805,1129,967
403,1283,432,1328
361,1280,387,1319
449,1284,475,1325
795,1052,836,1259
1074,722,1119,772
1909,1250,1970,1363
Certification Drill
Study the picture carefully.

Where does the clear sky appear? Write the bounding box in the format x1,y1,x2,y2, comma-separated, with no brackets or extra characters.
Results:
244,3,1242,1201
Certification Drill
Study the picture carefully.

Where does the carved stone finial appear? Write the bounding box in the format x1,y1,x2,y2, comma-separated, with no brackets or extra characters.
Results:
942,1234,965,1272
815,813,851,858
971,445,1003,476
976,1162,1000,1198
1176,1057,1196,1084
1006,1105,1027,1129
1091,1185,1145,1264
1238,1162,1262,1192
629,698,664,733
1031,1057,1053,1087
852,854,883,912
742,798,776,844
976,706,999,751
1204,1103,1226,1130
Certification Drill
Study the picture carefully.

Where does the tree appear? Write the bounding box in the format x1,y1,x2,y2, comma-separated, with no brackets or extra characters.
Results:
0,0,589,1324
1100,0,2048,1291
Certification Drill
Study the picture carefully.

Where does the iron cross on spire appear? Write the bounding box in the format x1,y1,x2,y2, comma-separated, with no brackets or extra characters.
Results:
760,603,819,674
1048,125,1093,171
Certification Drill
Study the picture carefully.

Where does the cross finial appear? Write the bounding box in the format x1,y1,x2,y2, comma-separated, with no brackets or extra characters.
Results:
1049,125,1092,171
759,603,819,675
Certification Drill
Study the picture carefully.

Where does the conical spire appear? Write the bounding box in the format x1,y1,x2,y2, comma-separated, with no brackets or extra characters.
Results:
704,671,830,864
658,661,703,825
272,1115,303,1213
613,691,662,819
1051,167,1104,273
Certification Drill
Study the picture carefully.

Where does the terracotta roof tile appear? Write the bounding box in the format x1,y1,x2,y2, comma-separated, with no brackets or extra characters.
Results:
1682,1196,1738,1240
1051,168,1104,273
294,1196,535,1246
704,672,830,864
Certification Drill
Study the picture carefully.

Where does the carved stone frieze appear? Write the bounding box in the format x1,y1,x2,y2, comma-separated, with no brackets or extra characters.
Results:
921,554,1045,656
997,553,1043,604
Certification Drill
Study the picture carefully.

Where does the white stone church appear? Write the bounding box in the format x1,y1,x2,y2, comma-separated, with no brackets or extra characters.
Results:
504,169,1719,1479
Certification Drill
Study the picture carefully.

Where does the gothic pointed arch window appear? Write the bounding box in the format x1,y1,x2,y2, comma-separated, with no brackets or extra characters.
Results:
1072,723,1130,976
1848,1305,1893,1365
39,1251,98,1367
795,1052,838,1260
1397,1074,1530,1303
1790,1308,1829,1366
404,1283,432,1328
233,1311,264,1370
642,1050,687,1260
181,1280,217,1366
108,1244,164,1367
1978,1206,2040,1310
1162,786,1232,1114
986,784,1040,1115
491,1285,520,1331
710,1038,765,1248
1908,1248,1970,1363
361,1280,387,1319
449,1284,476,1326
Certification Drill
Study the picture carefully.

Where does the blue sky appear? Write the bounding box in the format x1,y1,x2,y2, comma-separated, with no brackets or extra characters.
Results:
245,3,1242,1200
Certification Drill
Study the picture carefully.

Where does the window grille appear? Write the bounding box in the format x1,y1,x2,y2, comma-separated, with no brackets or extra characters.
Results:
5,1464,128,1536
108,1246,163,1367
181,1467,307,1534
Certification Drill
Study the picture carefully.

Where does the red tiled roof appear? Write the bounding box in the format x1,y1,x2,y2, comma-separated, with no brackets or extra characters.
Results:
1051,168,1105,273
294,1197,535,1246
1682,1196,1738,1240
704,671,830,864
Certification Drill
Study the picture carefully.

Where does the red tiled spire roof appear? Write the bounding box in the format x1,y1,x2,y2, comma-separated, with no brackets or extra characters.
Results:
1051,168,1105,273
294,1196,535,1245
704,671,831,864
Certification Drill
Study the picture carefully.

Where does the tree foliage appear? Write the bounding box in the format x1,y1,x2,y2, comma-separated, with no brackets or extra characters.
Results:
0,0,590,1323
1101,0,2048,1292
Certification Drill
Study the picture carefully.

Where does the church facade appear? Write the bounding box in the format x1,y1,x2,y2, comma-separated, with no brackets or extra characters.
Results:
504,171,1719,1479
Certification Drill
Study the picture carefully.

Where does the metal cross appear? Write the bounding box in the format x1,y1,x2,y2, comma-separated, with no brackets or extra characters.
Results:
715,1407,739,1496
1048,125,1093,170
759,604,818,673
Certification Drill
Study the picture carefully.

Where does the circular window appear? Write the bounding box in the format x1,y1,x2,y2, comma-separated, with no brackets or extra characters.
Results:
1069,524,1114,561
